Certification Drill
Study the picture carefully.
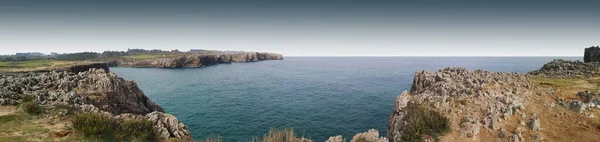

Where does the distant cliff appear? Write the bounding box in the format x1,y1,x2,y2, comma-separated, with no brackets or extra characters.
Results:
112,52,283,68
584,46,600,63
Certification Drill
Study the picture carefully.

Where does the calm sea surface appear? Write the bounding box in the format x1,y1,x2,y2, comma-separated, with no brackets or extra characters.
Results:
111,57,580,141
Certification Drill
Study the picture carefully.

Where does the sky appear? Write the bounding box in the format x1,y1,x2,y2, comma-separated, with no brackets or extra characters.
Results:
1,0,599,56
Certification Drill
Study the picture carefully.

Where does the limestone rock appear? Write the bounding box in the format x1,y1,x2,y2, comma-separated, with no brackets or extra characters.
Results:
568,100,586,113
350,129,388,142
146,111,192,140
325,135,343,142
530,117,541,131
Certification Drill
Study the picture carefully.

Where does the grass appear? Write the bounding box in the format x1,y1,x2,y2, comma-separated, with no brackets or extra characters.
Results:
400,102,450,142
198,135,222,142
118,119,158,141
71,113,160,141
0,59,82,72
531,76,582,88
22,102,45,115
121,54,181,61
0,112,52,141
0,60,55,68
252,128,311,142
71,113,118,139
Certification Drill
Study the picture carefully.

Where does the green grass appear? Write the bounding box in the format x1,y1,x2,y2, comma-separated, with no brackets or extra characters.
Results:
118,119,158,141
531,76,582,88
0,112,52,141
0,114,19,123
71,113,160,141
122,54,180,60
0,60,56,68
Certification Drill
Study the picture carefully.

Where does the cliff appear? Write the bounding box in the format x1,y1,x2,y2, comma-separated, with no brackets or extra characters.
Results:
387,63,600,141
584,46,600,63
0,67,191,140
114,52,283,68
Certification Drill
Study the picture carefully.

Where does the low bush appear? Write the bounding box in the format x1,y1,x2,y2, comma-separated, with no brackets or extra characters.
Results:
400,102,450,142
22,103,44,115
71,113,118,139
72,113,159,141
252,128,310,142
199,135,222,142
118,119,158,141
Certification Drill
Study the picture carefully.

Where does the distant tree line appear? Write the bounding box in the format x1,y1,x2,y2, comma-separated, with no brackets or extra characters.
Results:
0,49,182,61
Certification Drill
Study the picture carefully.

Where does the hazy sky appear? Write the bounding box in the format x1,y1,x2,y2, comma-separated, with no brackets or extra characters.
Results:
1,0,599,56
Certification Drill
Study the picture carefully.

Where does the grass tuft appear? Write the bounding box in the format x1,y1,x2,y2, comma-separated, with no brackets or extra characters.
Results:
400,102,450,142
118,118,158,141
22,103,45,115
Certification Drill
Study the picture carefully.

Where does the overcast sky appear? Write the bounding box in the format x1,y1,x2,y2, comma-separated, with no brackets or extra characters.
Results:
1,0,598,56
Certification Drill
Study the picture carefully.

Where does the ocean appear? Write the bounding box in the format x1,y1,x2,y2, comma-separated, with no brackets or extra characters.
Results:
111,57,580,141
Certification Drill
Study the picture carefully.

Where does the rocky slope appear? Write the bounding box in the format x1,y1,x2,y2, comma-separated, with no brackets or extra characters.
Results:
0,67,191,140
387,62,600,142
529,59,600,78
114,52,283,68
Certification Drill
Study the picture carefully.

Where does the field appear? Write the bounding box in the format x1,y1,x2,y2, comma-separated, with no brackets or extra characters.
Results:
0,60,82,72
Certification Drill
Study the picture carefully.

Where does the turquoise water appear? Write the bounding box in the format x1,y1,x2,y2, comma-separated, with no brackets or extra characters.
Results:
111,57,580,141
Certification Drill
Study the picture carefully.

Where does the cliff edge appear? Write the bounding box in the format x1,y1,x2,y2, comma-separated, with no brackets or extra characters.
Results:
387,62,600,141
0,67,191,140
115,52,283,68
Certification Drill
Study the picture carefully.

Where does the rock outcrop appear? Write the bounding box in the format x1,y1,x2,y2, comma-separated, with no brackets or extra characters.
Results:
326,129,388,142
584,46,600,63
528,59,600,78
0,68,191,140
388,67,533,141
115,52,283,68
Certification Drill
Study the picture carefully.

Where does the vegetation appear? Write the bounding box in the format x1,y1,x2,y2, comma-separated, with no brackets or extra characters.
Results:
71,113,118,139
22,103,45,115
198,135,223,142
0,112,52,141
118,119,158,141
531,76,582,88
252,128,310,142
71,113,159,141
0,60,56,68
400,102,450,142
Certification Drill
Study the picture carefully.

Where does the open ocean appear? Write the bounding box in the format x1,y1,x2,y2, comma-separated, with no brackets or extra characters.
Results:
111,57,580,141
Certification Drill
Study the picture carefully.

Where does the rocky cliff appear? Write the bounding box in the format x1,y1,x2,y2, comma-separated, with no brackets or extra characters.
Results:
115,52,283,68
584,46,600,63
0,68,191,140
388,63,600,141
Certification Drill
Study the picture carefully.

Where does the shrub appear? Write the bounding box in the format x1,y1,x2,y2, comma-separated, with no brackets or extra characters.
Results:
20,94,35,103
71,113,118,139
22,103,44,115
199,135,222,142
252,128,310,142
118,119,158,141
400,102,450,142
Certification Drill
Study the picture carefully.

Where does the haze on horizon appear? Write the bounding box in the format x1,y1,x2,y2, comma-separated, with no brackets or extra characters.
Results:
1,0,598,56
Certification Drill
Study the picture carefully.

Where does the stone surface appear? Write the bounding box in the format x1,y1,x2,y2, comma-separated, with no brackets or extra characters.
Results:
584,46,600,63
530,117,541,131
528,59,600,78
388,67,532,141
350,129,388,142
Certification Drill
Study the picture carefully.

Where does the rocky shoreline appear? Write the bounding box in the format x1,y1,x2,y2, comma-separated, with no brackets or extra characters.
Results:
111,52,283,68
3,54,600,141
0,66,191,140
